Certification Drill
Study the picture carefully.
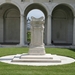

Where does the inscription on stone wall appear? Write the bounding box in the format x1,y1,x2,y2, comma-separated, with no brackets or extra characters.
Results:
33,0,53,3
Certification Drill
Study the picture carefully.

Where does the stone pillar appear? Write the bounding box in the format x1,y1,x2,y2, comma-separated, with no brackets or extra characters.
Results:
28,17,46,55
20,14,25,46
73,17,75,45
47,15,51,45
24,18,27,44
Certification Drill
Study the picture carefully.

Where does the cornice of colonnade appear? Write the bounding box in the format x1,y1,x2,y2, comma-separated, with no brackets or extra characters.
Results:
0,0,75,18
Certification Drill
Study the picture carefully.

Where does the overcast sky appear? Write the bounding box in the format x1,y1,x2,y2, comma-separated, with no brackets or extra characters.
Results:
27,9,45,19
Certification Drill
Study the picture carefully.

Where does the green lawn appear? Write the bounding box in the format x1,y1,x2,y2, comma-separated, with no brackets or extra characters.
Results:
0,47,75,75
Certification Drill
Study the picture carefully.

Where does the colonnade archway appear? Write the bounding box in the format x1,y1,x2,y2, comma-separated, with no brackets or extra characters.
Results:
0,3,20,44
52,4,73,45
0,3,74,46
24,3,48,44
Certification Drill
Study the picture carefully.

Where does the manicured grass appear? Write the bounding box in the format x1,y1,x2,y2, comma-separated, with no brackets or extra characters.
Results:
0,47,75,75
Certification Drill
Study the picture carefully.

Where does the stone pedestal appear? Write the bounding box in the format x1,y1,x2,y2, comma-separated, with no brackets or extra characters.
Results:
28,17,46,55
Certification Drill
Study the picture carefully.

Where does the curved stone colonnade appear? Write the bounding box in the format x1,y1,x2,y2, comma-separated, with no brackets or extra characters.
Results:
0,0,75,46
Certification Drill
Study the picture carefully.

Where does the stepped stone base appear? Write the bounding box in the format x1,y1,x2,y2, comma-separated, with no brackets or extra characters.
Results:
12,54,61,63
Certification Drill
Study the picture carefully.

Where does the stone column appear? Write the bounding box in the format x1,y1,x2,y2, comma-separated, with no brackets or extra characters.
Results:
73,17,75,45
20,14,25,46
24,18,27,44
47,15,51,45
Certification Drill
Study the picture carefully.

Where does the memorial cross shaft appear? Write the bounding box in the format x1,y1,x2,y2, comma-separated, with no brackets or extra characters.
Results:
28,17,46,55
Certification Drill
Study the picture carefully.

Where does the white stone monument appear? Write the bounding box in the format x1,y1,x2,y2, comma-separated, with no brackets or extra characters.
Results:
28,17,46,55
12,17,61,63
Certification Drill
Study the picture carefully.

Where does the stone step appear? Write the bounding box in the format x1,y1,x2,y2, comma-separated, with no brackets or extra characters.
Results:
12,58,61,63
21,55,53,59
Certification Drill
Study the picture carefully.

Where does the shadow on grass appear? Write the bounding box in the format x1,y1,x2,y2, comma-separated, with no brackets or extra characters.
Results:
68,48,75,52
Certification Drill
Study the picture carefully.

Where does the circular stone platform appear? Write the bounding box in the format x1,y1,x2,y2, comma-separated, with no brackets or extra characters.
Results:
0,54,75,66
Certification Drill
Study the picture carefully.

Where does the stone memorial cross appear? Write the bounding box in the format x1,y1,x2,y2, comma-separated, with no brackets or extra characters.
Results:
28,17,46,55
